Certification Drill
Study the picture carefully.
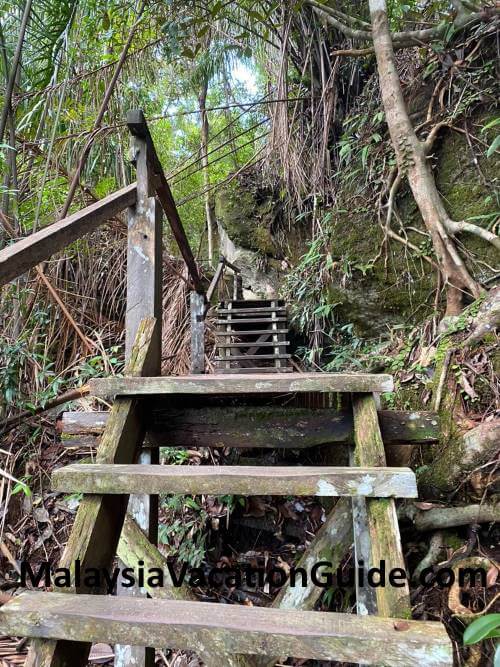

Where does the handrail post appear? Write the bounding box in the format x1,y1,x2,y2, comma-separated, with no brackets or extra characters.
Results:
115,123,162,667
190,291,205,373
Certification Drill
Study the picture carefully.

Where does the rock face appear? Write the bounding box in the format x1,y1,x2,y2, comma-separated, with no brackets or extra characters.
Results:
217,223,281,299
215,114,498,336
215,175,285,298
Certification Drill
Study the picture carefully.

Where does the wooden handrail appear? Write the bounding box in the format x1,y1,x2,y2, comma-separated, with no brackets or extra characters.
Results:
205,256,242,305
126,109,205,294
206,258,225,303
0,183,137,288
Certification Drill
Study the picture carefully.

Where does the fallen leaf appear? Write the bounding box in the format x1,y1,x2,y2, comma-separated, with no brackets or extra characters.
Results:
33,507,50,523
486,564,499,587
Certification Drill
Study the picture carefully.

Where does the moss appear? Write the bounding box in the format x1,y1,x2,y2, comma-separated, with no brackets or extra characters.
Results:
442,531,463,551
418,337,464,496
215,178,278,255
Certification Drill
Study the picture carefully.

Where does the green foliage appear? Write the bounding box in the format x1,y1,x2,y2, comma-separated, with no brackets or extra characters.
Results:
463,614,500,667
159,494,208,567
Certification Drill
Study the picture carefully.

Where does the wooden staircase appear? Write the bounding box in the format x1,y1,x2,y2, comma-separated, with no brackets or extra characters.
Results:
0,110,452,666
0,322,452,666
215,298,291,373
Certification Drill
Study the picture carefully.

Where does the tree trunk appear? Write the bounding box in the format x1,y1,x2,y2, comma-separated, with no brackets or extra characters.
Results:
368,0,481,315
199,79,216,267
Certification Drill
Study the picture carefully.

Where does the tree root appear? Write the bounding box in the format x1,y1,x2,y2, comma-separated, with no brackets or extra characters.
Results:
413,531,445,581
445,219,500,252
448,556,498,619
463,286,500,346
405,502,500,531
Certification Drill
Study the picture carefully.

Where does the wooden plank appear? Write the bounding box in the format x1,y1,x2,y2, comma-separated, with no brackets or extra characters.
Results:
206,258,225,303
61,408,439,446
217,340,290,348
119,127,164,667
349,448,378,617
52,464,418,498
218,366,293,374
125,156,162,367
215,317,287,324
190,291,205,373
117,514,251,667
0,183,136,287
217,329,289,336
218,306,286,314
127,109,204,293
27,318,156,667
1,592,453,666
89,372,394,397
214,353,291,361
352,394,412,619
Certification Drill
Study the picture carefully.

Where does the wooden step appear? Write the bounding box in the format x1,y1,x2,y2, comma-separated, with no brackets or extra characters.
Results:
61,409,439,447
217,366,294,374
52,464,418,497
217,307,287,315
215,317,287,325
217,341,290,349
214,353,291,361
0,592,453,666
220,299,286,308
89,372,394,397
216,328,289,336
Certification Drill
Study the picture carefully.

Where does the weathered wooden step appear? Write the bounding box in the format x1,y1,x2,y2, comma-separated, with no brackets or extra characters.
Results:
217,366,294,374
52,464,418,497
221,299,286,307
217,341,290,349
214,353,291,361
215,317,287,324
61,408,438,450
0,592,452,666
89,372,394,397
217,307,287,314
216,328,289,336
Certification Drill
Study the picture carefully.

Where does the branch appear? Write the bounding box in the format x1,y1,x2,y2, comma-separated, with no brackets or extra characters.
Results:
307,0,499,51
307,1,371,28
445,219,500,251
0,385,90,434
308,0,371,41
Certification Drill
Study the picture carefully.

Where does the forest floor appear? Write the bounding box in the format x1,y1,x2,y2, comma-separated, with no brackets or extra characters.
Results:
0,306,499,666
0,413,498,666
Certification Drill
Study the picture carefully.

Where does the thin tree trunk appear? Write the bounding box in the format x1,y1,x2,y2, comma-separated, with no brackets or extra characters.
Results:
0,0,32,142
199,79,216,267
368,0,481,315
58,0,145,220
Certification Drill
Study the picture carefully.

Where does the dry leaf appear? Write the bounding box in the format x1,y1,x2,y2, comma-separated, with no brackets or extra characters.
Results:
486,564,499,587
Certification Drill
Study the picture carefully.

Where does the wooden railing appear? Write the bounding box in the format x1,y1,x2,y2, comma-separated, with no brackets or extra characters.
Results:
189,255,244,375
0,109,204,295
205,255,242,304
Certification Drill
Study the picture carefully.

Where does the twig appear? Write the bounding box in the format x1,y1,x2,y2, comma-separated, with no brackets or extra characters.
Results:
35,267,94,354
434,348,453,411
0,385,90,433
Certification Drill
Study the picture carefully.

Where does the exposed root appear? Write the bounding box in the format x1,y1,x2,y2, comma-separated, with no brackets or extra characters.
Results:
445,218,500,252
413,531,445,581
448,556,497,619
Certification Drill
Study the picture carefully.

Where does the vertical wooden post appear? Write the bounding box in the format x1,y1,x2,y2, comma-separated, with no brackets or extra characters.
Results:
233,272,242,300
114,130,162,667
271,299,286,371
190,291,205,374
351,393,411,619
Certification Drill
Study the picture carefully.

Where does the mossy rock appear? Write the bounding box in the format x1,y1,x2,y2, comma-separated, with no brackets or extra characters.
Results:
215,178,278,256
